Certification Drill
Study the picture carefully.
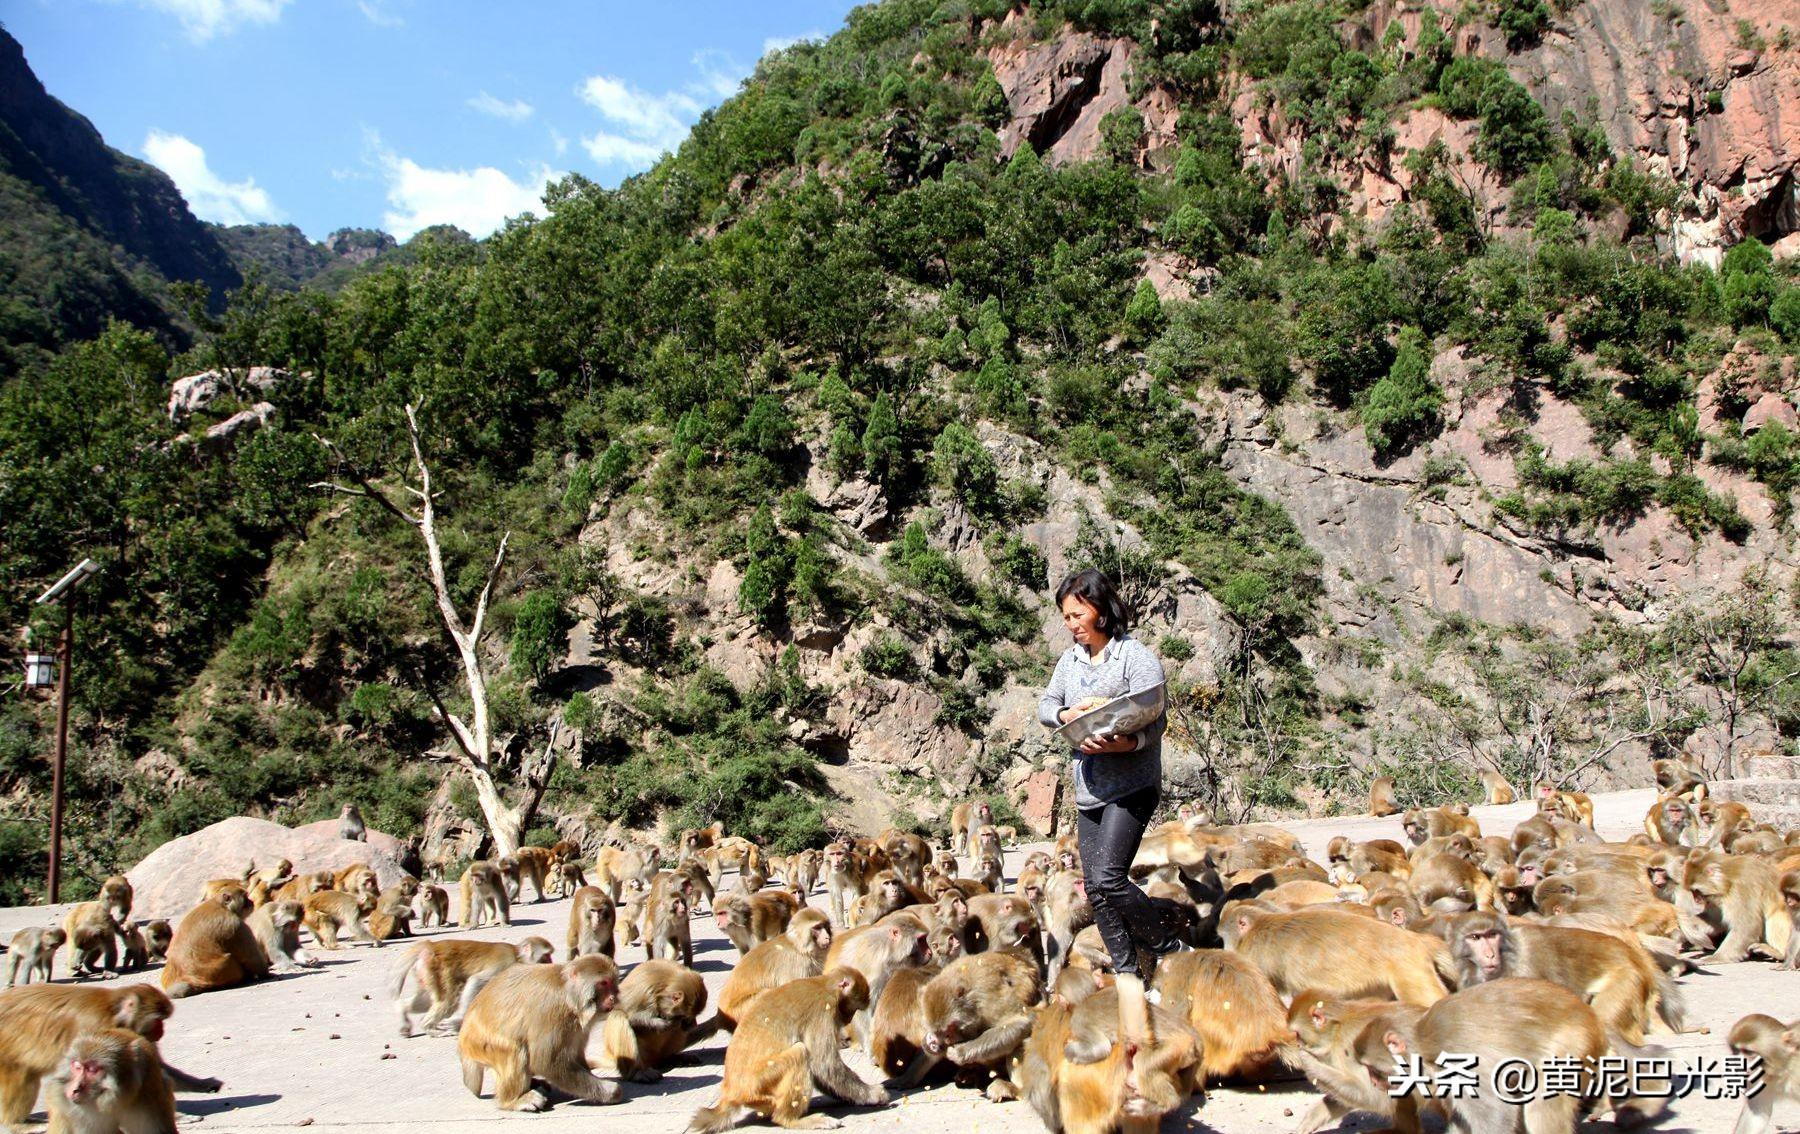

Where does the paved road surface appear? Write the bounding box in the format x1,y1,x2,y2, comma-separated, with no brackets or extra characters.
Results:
2,787,1793,1132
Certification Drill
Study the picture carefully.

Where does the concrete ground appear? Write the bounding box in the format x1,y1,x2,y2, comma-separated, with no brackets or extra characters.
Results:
2,786,1795,1132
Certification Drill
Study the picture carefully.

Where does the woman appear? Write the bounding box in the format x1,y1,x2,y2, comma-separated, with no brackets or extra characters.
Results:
1037,568,1187,980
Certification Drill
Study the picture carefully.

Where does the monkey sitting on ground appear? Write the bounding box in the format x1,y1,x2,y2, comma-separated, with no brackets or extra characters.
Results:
1368,776,1399,817
1280,991,1430,1134
4,927,65,987
1152,949,1288,1083
596,959,709,1082
246,900,314,973
391,936,556,1037
715,908,832,1031
161,893,270,998
1478,767,1516,805
918,949,1042,1100
45,1027,178,1133
370,878,420,941
687,968,887,1132
1018,973,1203,1134
566,887,617,961
1655,756,1707,802
458,954,625,1112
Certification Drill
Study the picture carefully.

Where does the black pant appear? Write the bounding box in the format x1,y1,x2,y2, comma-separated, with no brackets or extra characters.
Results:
1077,784,1184,976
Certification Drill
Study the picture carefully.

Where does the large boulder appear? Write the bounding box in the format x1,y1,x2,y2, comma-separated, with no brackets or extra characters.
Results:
126,816,410,919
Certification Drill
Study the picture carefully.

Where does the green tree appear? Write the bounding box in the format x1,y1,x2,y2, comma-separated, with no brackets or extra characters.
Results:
1125,279,1165,337
861,391,902,485
509,592,572,682
1362,328,1444,461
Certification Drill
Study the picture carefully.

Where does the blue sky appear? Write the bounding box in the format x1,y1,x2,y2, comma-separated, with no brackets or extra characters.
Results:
4,0,860,240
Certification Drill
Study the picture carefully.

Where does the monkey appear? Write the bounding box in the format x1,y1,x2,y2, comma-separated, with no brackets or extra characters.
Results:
4,927,65,987
391,936,556,1037
511,846,555,903
1727,1013,1800,1134
1041,870,1093,985
950,799,995,856
1150,949,1287,1083
0,983,220,1125
566,887,617,961
1478,767,1516,805
1409,851,1495,913
715,907,833,1031
877,828,931,888
687,968,886,1132
673,855,718,914
370,877,420,940
1280,991,1428,1134
1655,755,1707,802
44,1027,179,1134
547,838,582,864
1367,775,1399,817
615,877,650,951
916,950,1042,1100
1020,973,1203,1134
160,896,269,998
552,859,588,898
1446,909,1686,1044
1220,904,1449,1004
593,843,657,902
824,911,933,1049
245,899,313,973
1400,806,1478,846
714,888,799,955
116,921,154,972
678,821,724,861
1782,868,1800,971
640,874,696,966
971,824,1004,867
1646,793,1701,846
1534,781,1596,827
199,877,252,906
62,876,133,977
492,854,523,903
965,892,1041,955
823,840,872,928
1680,850,1791,962
1375,977,1607,1134
1471,834,1514,876
1702,799,1756,848
333,863,380,903
458,954,624,1112
1731,828,1786,855
869,962,944,1087
785,848,822,897
399,836,425,880
1491,866,1536,915
974,851,1004,896
412,883,450,929
457,861,511,929
273,869,335,905
596,960,708,1082
247,858,294,893
303,888,383,950
140,921,171,965
338,803,367,842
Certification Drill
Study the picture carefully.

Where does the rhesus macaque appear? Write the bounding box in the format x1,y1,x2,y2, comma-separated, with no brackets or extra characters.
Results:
1020,974,1203,1134
548,838,582,864
370,878,420,940
870,963,942,1087
597,959,708,1082
716,907,833,1031
1702,800,1756,849
458,954,624,1112
965,893,1041,957
1727,1013,1800,1134
1401,806,1479,846
1655,756,1707,802
1782,868,1800,971
1221,905,1449,1004
246,900,313,973
273,869,334,905
687,968,886,1132
63,876,133,977
338,803,367,842
673,856,718,914
1646,794,1700,846
640,874,696,966
825,912,932,1049
391,936,555,1037
1478,767,1516,805
1492,866,1536,916
1282,991,1428,1134
552,859,588,898
565,887,617,960
45,1027,178,1134
950,799,994,856
0,983,220,1125
412,884,449,929
1377,978,1606,1134
975,851,1005,896
161,896,269,998
333,863,381,905
615,877,650,951
511,846,555,903
493,855,522,903
679,821,724,860
1680,850,1791,962
919,950,1042,1100
458,861,511,929
715,888,799,955
1151,950,1288,1082
823,841,873,928
1534,781,1596,827
1409,852,1495,913
1367,776,1399,817
1042,870,1093,985
199,878,251,906
878,829,930,888
593,844,656,902
4,927,64,987
786,848,822,897
303,889,383,950
1447,910,1685,1044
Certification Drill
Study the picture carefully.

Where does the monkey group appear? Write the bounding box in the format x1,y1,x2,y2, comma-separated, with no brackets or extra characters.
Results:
9,764,1800,1132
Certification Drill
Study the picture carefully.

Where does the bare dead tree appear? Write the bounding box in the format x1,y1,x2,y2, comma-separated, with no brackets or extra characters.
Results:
312,403,546,856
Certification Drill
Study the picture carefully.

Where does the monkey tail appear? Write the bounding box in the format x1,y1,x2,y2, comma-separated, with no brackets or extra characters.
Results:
387,944,424,999
1651,970,1689,1032
686,1102,744,1133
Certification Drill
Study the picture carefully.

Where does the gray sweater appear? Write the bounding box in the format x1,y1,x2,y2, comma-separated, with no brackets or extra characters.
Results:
1037,633,1166,808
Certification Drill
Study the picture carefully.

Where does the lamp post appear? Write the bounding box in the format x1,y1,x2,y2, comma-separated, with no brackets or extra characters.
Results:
33,558,101,903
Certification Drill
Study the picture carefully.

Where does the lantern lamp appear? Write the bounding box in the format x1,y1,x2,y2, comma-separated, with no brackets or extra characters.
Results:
23,652,55,687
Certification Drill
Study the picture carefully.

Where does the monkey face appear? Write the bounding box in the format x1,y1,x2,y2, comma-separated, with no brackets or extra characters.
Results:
62,1057,113,1105
1460,927,1505,979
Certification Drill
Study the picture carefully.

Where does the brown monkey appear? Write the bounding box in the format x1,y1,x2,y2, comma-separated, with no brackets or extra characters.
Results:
640,876,695,967
1478,767,1516,805
458,861,511,928
391,936,555,1037
140,920,172,966
1221,904,1449,1005
272,869,335,905
950,799,994,855
1646,793,1700,846
1409,852,1495,913
412,883,450,929
965,892,1041,958
492,855,523,903
716,907,832,1031
823,840,872,928
246,899,313,973
878,829,931,888
1680,850,1791,962
458,954,624,1111
565,887,617,962
597,960,708,1082
62,876,133,977
593,843,657,902
714,888,799,955
247,858,294,892
1655,756,1707,802
4,927,65,987
332,863,381,903
1727,1013,1800,1134
1702,799,1756,848
45,1027,178,1134
547,838,582,864
825,911,932,1049
1367,775,1399,817
1152,949,1288,1082
869,962,942,1087
971,824,1003,865
511,846,555,902
678,821,724,861
1281,991,1427,1134
552,859,588,898
337,803,367,841
1535,781,1596,827
1042,870,1093,984
919,950,1042,1099
786,848,822,897
1447,910,1685,1044
1022,974,1203,1134
687,968,886,1132
974,851,1005,896
161,897,269,998
370,877,420,940
303,889,383,949
0,983,220,1125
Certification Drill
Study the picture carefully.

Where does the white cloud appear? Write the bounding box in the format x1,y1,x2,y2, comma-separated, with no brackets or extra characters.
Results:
369,139,558,240
135,0,291,40
548,127,569,157
357,0,405,26
579,76,699,147
576,53,762,176
582,132,667,167
763,31,822,56
142,130,282,225
468,92,534,122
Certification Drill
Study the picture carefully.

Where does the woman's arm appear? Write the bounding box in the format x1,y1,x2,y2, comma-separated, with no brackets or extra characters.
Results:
1038,654,1070,729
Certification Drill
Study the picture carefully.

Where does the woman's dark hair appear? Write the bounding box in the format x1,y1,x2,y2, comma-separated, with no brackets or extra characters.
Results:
1054,569,1133,634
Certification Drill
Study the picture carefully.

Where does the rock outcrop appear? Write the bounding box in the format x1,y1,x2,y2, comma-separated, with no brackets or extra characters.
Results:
988,21,1178,167
126,816,409,919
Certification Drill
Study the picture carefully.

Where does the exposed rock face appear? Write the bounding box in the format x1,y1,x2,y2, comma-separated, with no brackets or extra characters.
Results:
168,366,290,422
988,25,1176,167
126,815,409,919
199,401,276,451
